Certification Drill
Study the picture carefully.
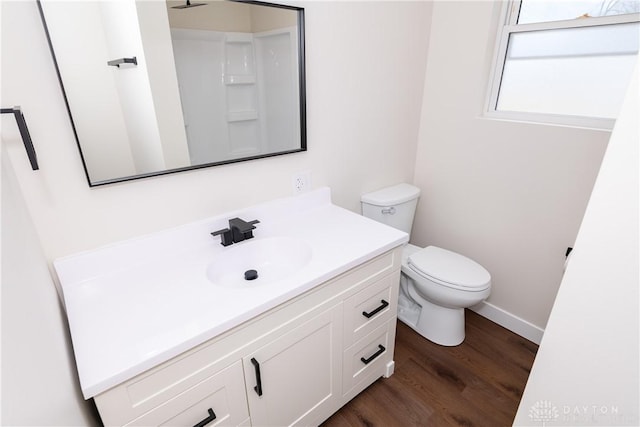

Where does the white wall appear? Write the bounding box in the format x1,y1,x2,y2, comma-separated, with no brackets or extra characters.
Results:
1,144,98,425
412,1,611,338
37,1,137,182
136,0,191,170
514,62,639,427
1,0,432,286
99,0,168,176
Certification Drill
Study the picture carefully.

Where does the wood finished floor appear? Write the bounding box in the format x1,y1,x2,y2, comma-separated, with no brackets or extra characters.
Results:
321,310,538,427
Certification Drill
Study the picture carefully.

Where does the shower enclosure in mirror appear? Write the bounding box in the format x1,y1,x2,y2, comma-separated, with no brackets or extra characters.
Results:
38,0,306,186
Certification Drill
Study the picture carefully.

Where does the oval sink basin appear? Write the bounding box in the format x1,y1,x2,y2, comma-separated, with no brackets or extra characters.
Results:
206,237,312,287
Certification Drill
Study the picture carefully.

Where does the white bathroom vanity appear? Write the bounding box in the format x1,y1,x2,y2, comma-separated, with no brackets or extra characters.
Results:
54,188,407,426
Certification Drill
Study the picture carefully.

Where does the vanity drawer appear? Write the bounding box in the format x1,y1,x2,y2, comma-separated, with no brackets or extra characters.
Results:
95,341,247,426
342,320,395,396
126,361,248,427
343,271,398,346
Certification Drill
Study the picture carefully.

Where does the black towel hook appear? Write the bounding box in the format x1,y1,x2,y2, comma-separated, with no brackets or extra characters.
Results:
107,57,137,68
1,106,39,170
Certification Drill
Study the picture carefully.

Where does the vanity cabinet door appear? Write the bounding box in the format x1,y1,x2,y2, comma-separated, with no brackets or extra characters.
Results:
242,304,342,427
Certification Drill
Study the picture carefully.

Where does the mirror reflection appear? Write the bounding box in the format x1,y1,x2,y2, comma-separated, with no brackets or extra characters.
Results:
39,0,306,186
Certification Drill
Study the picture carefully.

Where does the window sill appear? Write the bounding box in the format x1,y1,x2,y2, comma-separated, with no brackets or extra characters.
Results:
482,110,615,132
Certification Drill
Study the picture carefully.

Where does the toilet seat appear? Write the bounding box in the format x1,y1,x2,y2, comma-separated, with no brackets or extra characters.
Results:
408,246,490,291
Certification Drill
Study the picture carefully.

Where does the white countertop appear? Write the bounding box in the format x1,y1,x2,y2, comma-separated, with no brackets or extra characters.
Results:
54,188,408,398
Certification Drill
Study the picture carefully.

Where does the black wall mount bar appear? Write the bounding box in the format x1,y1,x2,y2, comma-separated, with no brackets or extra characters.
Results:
1,106,39,170
107,57,137,68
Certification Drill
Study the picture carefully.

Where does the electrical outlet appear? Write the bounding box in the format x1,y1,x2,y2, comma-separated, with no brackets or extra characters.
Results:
292,171,312,194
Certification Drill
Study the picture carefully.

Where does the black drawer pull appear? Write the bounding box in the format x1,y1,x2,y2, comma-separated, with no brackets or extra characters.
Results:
193,408,216,427
362,299,389,319
360,344,386,365
251,357,263,396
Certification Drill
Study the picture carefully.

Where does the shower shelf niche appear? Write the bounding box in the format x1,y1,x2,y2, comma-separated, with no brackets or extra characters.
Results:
224,34,260,159
170,24,299,165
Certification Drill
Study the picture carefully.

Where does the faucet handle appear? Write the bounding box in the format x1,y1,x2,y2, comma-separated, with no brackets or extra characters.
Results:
211,228,233,246
246,219,260,232
242,220,259,240
228,218,260,243
229,217,260,232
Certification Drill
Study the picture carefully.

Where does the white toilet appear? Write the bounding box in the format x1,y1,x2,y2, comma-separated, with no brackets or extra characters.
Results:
361,183,491,346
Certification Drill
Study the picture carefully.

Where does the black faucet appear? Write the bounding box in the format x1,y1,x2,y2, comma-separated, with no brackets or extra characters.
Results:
211,217,260,246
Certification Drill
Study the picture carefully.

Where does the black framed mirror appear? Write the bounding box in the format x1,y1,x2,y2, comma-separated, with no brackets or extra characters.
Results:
38,0,306,186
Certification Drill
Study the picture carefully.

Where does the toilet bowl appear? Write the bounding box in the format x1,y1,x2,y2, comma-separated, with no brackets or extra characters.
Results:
400,244,490,346
361,183,491,346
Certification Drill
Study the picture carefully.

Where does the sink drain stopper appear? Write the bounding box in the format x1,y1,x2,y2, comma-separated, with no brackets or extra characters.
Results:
244,269,258,281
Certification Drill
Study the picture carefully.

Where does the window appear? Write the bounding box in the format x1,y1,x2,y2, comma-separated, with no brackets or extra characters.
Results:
487,0,640,128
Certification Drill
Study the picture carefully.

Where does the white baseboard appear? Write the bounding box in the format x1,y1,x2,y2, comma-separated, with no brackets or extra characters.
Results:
470,301,544,345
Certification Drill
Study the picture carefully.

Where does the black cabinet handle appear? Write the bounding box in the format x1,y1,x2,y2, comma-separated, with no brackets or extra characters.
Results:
362,300,389,319
251,357,263,396
193,408,216,427
360,344,386,365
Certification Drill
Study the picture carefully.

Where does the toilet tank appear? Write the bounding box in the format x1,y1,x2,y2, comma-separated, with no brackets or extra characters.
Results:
361,183,420,234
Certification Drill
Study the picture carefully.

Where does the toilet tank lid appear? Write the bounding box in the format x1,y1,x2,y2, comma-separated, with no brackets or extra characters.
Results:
361,183,420,206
